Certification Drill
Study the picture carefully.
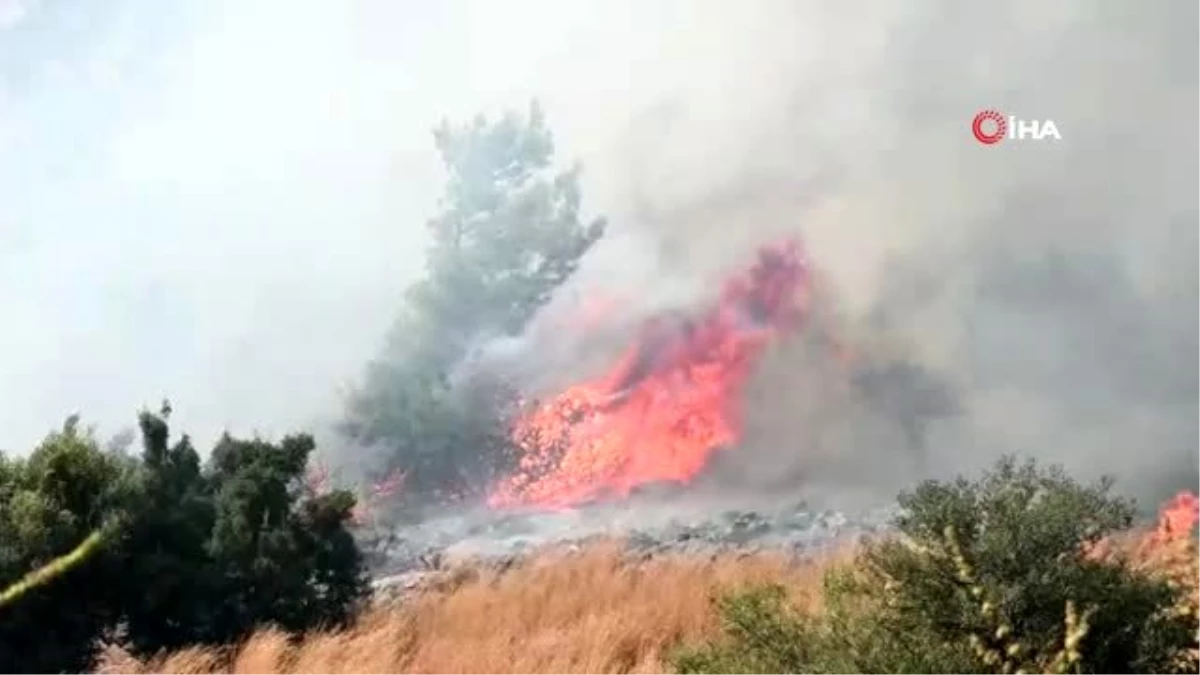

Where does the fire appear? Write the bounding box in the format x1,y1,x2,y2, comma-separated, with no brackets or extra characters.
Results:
306,461,407,528
489,239,810,509
1156,490,1200,541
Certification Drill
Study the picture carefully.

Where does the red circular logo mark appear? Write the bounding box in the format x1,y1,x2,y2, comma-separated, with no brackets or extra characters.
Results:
972,110,1006,145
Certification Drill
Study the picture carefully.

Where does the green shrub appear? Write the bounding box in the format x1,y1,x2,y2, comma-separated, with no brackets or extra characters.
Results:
674,456,1197,674
0,407,368,672
674,584,813,674
0,417,140,673
674,579,975,674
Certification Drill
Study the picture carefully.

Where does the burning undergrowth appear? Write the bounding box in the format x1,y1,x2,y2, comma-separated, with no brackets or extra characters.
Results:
348,236,959,573
338,229,975,526
488,239,812,509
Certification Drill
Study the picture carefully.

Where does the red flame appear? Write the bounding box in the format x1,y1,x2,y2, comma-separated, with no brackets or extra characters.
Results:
489,239,810,510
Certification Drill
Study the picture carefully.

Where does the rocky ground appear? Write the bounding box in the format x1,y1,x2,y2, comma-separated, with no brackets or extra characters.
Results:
361,493,899,603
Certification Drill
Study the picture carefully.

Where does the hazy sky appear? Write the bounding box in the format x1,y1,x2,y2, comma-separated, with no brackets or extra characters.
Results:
0,0,636,450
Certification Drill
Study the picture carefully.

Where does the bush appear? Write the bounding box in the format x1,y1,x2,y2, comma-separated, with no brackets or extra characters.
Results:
0,407,368,672
0,417,140,673
118,407,369,652
674,456,1198,674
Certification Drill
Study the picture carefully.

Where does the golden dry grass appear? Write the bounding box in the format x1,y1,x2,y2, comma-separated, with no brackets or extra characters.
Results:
98,541,846,674
98,495,1198,675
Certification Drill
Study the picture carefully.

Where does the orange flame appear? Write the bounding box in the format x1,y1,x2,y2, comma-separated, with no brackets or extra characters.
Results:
489,240,810,509
1156,490,1200,542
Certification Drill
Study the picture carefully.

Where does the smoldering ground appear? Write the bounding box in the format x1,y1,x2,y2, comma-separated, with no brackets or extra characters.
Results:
460,0,1198,509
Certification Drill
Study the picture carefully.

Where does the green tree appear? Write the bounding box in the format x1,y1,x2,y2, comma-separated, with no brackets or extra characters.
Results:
118,407,367,650
0,407,369,672
204,430,367,640
115,405,218,652
0,417,139,673
344,101,605,500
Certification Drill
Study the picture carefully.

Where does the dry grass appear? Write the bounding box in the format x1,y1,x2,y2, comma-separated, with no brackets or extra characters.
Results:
98,495,1198,675
98,541,849,674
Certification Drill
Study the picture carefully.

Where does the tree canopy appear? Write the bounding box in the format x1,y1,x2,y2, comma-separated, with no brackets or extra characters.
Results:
343,101,606,502
0,405,367,673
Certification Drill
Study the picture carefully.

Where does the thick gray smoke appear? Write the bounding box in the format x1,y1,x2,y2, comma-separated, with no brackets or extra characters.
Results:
479,0,1198,507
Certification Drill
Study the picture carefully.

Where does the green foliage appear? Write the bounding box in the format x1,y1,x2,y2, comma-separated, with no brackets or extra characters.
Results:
416,100,603,343
0,417,140,672
117,409,218,652
203,431,367,641
0,406,368,672
674,456,1196,674
343,101,605,501
674,575,978,674
674,585,817,674
868,456,1190,673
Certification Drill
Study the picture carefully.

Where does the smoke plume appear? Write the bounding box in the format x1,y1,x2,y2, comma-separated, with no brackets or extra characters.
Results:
480,0,1198,506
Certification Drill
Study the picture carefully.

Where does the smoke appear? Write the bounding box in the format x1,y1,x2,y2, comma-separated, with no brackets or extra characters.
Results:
3,0,1193,508
482,0,1198,505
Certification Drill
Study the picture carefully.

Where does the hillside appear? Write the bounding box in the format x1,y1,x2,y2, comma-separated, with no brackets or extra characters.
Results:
97,474,1199,674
